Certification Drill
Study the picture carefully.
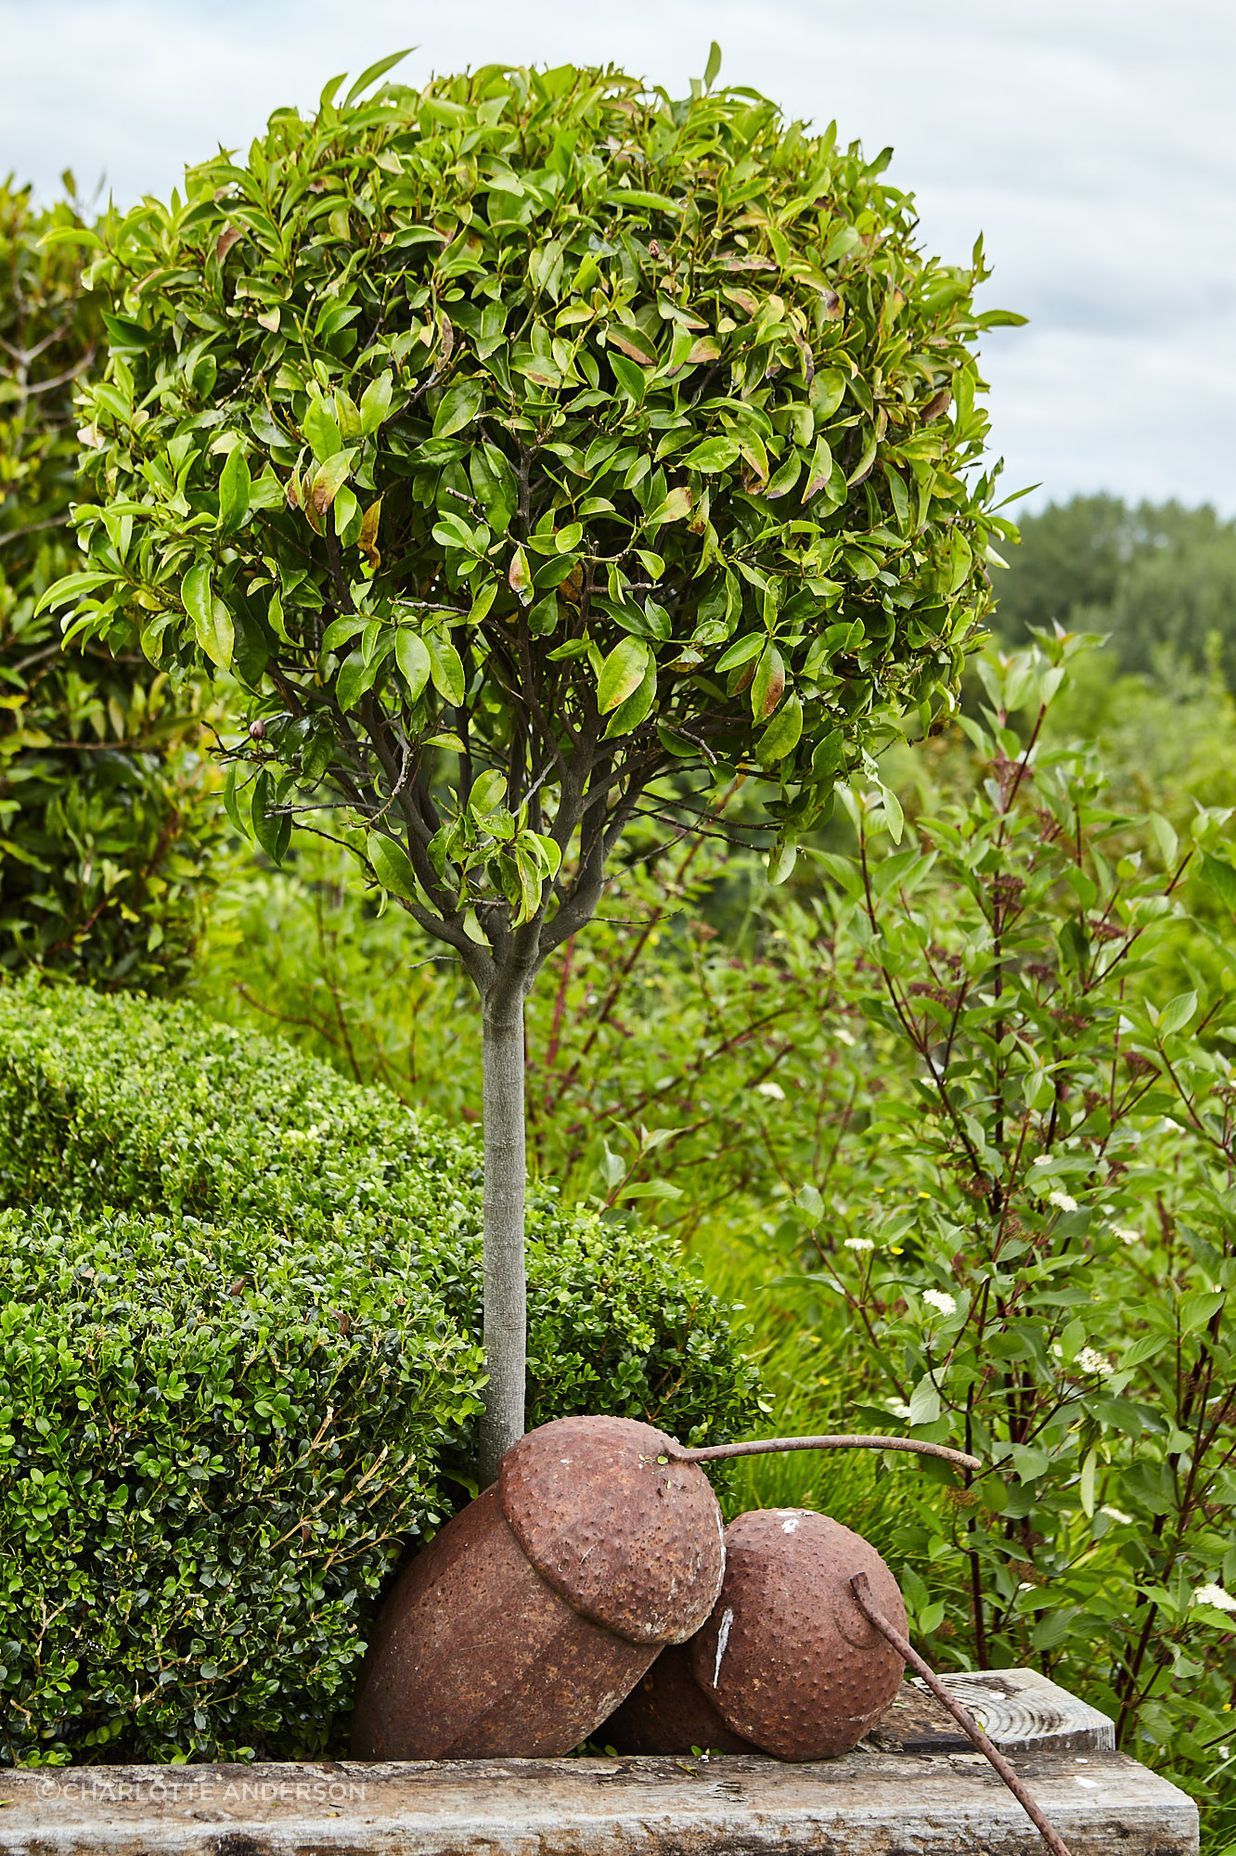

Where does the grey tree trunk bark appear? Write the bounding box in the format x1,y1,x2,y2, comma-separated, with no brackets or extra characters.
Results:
476,981,529,1486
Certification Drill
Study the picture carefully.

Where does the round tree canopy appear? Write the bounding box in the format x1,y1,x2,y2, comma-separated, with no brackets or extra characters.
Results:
51,56,1017,947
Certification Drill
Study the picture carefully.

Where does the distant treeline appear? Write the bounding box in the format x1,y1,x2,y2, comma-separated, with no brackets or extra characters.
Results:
994,495,1236,686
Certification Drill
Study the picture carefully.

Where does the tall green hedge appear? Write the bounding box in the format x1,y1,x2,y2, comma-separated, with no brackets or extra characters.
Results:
0,975,760,1763
0,182,218,990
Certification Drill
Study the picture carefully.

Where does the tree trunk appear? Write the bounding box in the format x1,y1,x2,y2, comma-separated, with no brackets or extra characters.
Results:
476,980,529,1485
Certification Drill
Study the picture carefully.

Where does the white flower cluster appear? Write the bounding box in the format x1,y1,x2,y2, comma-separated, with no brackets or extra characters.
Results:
1191,1582,1236,1613
1047,1189,1079,1212
1075,1347,1115,1378
844,1236,874,1252
922,1288,958,1317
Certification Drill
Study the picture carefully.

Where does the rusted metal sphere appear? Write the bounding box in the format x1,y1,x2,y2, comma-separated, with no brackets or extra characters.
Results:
608,1508,907,1760
604,1642,756,1755
350,1415,725,1760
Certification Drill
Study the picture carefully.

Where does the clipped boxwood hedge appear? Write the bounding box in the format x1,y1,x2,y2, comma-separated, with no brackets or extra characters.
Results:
0,975,761,1764
0,1205,482,1764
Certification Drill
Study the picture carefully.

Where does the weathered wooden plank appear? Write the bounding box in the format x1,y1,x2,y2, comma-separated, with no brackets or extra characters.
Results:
0,1677,1195,1848
0,1673,1195,1856
873,1668,1116,1756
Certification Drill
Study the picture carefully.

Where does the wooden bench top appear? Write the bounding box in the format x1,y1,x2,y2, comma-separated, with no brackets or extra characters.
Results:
0,1669,1199,1855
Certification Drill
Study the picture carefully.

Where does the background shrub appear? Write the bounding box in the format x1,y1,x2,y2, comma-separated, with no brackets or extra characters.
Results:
0,181,219,990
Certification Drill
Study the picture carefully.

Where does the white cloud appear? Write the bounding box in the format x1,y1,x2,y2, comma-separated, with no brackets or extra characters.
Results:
2,0,1232,512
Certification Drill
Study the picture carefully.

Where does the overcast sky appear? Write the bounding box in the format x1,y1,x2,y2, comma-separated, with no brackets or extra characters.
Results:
4,0,1233,514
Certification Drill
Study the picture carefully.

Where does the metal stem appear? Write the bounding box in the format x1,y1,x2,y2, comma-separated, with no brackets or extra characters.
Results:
850,1572,1073,1856
671,1434,981,1471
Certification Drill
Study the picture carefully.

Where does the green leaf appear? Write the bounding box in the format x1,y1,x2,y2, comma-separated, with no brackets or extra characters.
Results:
182,562,234,670
433,378,483,438
360,372,394,436
756,691,803,764
470,769,507,816
217,446,251,537
1158,990,1198,1038
908,1377,941,1425
344,48,412,106
303,396,342,462
682,437,738,473
603,657,656,739
394,630,431,702
715,634,763,674
35,570,113,615
1179,1289,1224,1334
1200,850,1236,911
704,41,722,88
879,782,905,845
367,831,419,903
425,634,465,706
336,647,381,711
768,835,797,884
597,638,650,714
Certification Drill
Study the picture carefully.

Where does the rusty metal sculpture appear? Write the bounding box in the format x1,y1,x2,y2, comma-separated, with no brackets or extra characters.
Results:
607,1508,906,1759
352,1418,977,1761
605,1500,1074,1856
350,1415,724,1759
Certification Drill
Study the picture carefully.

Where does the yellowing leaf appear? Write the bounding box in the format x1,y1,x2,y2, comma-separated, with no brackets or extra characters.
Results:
508,545,532,603
608,329,657,366
756,691,803,764
359,498,382,572
309,450,355,518
646,486,693,528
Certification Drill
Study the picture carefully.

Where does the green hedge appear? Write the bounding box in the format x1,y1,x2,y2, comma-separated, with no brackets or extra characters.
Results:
0,183,220,992
0,1205,481,1763
0,975,760,1763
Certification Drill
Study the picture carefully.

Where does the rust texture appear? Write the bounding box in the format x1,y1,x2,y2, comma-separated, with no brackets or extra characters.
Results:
687,1508,907,1760
500,1414,724,1644
352,1416,725,1761
604,1642,755,1755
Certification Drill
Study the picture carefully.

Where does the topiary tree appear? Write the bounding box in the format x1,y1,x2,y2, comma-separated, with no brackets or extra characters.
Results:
1,179,221,990
46,53,1016,1478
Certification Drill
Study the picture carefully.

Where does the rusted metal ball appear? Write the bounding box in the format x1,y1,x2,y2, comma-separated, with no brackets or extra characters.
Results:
607,1507,907,1761
350,1415,725,1760
604,1641,757,1754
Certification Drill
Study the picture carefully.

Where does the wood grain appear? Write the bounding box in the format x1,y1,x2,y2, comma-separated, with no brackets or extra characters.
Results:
874,1666,1116,1756
0,1672,1193,1856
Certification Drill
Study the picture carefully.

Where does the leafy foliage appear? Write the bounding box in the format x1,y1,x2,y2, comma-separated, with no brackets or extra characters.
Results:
0,181,219,989
201,639,1236,1840
48,57,1011,973
0,1202,482,1764
0,974,760,1452
0,973,760,1763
